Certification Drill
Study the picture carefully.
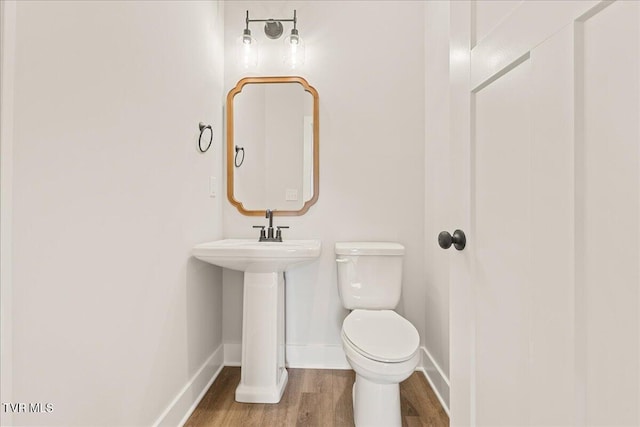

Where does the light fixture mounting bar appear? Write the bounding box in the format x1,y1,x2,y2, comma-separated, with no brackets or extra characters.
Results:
245,10,297,28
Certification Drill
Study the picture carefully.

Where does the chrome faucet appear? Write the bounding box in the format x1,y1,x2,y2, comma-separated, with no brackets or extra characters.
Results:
253,209,288,242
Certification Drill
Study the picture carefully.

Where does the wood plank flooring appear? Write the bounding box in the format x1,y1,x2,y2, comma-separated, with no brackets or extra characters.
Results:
185,367,449,427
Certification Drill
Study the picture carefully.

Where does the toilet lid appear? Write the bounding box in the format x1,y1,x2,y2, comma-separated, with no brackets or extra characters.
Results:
342,310,420,363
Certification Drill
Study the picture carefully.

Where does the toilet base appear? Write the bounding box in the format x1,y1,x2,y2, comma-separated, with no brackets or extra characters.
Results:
352,375,401,427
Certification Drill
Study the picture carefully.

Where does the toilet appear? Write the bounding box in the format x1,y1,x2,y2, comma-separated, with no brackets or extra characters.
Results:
335,242,420,427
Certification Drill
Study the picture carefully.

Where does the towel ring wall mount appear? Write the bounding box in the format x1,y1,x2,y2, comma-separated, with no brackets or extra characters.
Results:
198,122,213,153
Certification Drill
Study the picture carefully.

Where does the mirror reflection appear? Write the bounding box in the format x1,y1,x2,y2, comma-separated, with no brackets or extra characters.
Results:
226,77,319,216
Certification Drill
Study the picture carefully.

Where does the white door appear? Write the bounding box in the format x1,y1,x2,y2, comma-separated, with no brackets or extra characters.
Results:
449,1,640,425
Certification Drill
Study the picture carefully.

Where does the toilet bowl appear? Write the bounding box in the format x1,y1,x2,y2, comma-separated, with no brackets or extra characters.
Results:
335,242,420,427
341,309,420,426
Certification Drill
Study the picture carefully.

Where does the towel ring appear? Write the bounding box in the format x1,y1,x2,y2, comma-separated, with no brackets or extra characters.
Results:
235,146,245,167
198,122,213,153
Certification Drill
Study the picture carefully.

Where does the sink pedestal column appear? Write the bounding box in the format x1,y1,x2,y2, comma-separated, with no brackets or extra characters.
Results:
235,272,287,403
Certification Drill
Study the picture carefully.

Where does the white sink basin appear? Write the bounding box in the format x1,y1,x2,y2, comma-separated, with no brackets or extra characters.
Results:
192,239,321,273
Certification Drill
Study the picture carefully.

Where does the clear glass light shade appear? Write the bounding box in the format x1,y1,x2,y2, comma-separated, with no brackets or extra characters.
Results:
283,33,305,69
236,32,258,70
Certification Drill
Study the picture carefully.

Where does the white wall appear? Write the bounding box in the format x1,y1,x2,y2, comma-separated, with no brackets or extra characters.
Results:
222,1,426,366
0,2,17,424
7,1,225,425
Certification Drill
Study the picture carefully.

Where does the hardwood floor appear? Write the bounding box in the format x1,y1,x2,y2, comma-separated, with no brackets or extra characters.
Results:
184,367,449,427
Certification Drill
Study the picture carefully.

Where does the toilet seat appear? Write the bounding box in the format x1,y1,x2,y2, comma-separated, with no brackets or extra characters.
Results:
342,310,419,363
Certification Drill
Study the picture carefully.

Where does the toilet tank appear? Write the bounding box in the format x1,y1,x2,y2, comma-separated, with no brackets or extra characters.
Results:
335,242,404,310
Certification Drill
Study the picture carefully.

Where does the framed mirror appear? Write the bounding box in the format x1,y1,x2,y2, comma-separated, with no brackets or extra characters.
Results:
226,76,319,216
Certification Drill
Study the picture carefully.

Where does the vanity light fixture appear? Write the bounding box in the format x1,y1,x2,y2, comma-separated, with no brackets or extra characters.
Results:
238,10,305,70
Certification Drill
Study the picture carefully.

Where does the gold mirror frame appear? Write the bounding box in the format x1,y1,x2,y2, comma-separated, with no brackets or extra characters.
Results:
226,76,319,216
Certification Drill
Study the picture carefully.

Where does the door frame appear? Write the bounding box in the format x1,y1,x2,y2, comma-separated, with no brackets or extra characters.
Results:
448,1,473,425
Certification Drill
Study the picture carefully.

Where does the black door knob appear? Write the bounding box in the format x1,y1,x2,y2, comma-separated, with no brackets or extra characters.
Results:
438,230,466,250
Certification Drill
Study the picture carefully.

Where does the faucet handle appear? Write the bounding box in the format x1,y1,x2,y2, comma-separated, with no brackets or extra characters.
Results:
275,226,289,241
252,225,266,241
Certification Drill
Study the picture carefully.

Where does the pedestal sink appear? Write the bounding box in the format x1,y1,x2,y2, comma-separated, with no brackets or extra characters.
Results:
191,239,321,403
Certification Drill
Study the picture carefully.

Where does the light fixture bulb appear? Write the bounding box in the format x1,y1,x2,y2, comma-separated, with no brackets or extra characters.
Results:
237,29,258,70
242,28,253,42
283,29,305,69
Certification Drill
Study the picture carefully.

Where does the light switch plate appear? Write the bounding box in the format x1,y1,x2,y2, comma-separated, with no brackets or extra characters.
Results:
209,176,217,198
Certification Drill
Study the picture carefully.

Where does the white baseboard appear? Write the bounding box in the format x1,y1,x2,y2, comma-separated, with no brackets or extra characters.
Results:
418,346,450,415
153,344,224,427
224,343,350,369
286,344,350,369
